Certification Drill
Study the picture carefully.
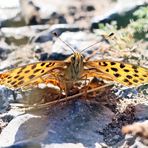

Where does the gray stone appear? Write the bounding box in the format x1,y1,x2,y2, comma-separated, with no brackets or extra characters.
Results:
39,52,49,61
135,104,148,120
0,47,11,60
1,25,49,39
1,25,50,45
0,87,15,113
33,24,80,43
0,41,12,60
0,101,114,147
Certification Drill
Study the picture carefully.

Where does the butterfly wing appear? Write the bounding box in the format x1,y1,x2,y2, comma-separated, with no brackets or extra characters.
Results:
19,69,65,91
0,61,65,90
85,60,148,87
20,77,61,91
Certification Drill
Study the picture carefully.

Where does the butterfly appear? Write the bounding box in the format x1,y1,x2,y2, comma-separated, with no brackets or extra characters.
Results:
0,33,148,94
0,51,148,93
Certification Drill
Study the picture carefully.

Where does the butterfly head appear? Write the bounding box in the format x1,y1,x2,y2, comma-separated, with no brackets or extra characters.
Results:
65,52,84,81
66,52,85,68
70,52,84,64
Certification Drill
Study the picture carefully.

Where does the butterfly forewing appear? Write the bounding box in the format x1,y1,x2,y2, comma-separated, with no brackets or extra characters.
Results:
0,61,65,90
86,60,148,87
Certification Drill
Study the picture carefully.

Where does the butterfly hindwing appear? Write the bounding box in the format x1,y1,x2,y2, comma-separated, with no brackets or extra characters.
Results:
20,77,61,90
86,60,148,87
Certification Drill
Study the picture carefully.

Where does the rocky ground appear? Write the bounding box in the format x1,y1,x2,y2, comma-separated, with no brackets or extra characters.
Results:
0,0,148,148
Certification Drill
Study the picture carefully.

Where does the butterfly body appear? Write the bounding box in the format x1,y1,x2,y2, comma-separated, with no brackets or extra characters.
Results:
61,52,85,91
0,52,148,93
63,53,83,80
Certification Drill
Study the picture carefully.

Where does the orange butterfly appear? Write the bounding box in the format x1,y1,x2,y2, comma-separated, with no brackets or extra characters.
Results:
0,34,148,94
0,51,148,92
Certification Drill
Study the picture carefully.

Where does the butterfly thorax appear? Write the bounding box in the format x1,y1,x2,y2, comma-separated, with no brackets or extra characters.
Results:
64,52,84,82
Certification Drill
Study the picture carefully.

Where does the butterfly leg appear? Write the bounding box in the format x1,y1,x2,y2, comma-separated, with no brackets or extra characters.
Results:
41,73,66,100
47,78,65,100
79,74,91,99
28,76,63,101
83,75,89,99
56,82,65,100
81,70,110,98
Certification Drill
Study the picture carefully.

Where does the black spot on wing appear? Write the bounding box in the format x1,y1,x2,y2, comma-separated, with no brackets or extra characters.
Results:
17,80,24,85
126,75,132,79
7,76,12,79
106,69,109,72
99,62,108,66
111,67,118,72
133,79,138,83
124,69,129,72
132,65,138,69
41,70,45,73
18,76,24,80
7,80,12,83
41,63,46,66
123,79,132,86
120,63,125,68
46,62,54,67
114,73,121,77
110,62,116,65
34,69,41,73
17,67,26,74
128,82,132,85
134,69,138,73
134,74,139,77
14,75,19,79
31,65,37,69
13,84,18,88
17,70,22,74
103,62,108,66
29,75,35,79
24,70,30,73
124,79,129,83
140,78,144,81
11,81,17,85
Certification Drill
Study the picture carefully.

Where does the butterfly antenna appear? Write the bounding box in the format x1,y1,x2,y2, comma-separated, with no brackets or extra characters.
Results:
52,32,75,53
80,33,114,53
